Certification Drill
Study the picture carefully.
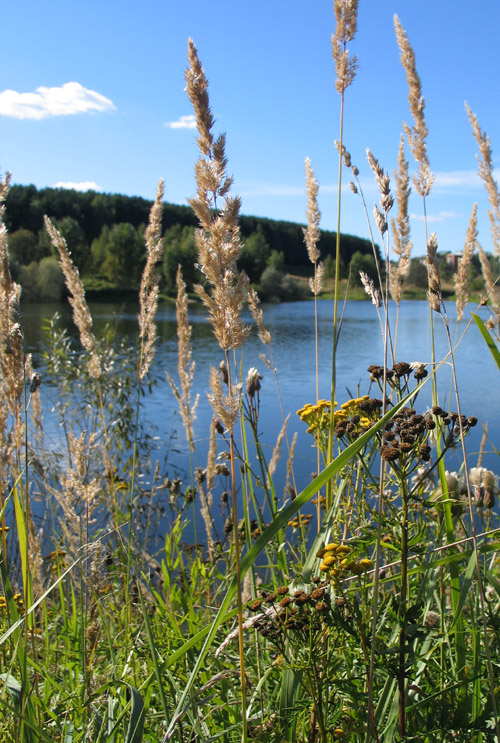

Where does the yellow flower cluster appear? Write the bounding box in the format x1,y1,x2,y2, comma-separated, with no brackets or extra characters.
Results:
287,514,313,529
296,399,334,435
317,542,373,578
296,396,378,445
0,592,25,614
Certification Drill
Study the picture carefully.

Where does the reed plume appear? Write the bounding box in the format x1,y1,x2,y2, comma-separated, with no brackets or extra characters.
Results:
455,203,477,322
426,232,442,313
477,242,500,332
329,0,359,489
44,216,101,379
332,0,359,94
0,174,24,466
248,287,271,347
367,148,393,237
466,104,500,255
394,15,433,199
185,39,250,736
54,431,101,558
390,135,413,304
138,179,164,380
304,158,324,296
166,267,199,450
185,38,249,352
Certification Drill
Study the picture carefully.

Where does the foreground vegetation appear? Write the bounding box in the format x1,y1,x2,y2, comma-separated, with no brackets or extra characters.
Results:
1,3,500,742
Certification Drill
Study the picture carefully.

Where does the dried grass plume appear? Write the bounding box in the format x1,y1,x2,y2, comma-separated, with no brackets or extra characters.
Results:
138,179,164,380
394,15,434,198
44,216,101,379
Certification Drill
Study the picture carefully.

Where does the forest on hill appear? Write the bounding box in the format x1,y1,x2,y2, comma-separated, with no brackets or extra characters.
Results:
4,184,378,302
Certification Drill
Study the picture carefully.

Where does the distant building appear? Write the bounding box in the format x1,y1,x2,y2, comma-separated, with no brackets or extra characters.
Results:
445,252,462,272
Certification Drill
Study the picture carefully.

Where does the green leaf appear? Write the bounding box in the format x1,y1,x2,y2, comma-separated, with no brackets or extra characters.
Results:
472,313,500,372
0,673,22,706
124,685,145,743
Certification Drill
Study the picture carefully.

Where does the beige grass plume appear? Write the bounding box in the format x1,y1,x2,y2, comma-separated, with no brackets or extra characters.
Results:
185,38,249,352
44,217,101,379
367,148,393,236
390,135,413,304
166,266,199,450
0,176,24,414
0,173,26,466
466,104,500,256
455,203,477,322
394,15,434,198
138,179,164,380
303,158,324,296
332,0,359,94
248,286,271,346
426,233,442,313
477,242,500,333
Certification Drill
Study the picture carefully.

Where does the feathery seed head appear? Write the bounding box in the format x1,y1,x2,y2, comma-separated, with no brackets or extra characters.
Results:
394,15,434,198
466,103,500,256
455,203,477,322
186,39,250,352
303,157,321,265
332,0,359,93
426,233,442,313
44,216,101,378
138,179,164,380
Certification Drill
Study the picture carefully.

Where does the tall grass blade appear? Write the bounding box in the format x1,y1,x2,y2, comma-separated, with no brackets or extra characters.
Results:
472,312,500,371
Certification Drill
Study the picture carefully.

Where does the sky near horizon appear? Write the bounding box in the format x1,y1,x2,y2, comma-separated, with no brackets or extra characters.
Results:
2,0,500,257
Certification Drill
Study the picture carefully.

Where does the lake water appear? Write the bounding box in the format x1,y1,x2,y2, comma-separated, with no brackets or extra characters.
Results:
21,298,500,534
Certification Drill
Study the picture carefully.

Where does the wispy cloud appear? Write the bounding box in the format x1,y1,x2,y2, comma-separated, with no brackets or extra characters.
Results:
433,169,482,190
0,82,115,120
410,210,461,223
164,114,197,129
54,181,102,192
240,183,305,197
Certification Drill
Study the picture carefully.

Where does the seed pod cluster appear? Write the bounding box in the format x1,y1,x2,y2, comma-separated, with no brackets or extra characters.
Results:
247,581,333,641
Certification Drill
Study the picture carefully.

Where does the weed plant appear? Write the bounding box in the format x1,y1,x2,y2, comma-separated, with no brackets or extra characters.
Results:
1,4,500,743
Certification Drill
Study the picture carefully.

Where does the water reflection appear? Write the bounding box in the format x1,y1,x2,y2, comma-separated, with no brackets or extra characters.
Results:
21,299,500,516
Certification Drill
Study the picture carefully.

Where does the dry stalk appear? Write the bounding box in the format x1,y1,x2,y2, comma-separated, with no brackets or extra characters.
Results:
197,420,216,562
185,37,249,737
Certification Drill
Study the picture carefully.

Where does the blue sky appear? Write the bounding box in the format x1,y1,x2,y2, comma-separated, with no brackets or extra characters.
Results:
2,0,500,256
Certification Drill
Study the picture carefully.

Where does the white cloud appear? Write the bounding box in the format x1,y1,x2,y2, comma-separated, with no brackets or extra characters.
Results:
54,181,102,192
164,114,197,129
433,170,481,190
410,210,461,223
240,183,305,197
0,82,115,120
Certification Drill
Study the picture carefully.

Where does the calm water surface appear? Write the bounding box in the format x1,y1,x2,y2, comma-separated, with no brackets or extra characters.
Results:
21,299,500,519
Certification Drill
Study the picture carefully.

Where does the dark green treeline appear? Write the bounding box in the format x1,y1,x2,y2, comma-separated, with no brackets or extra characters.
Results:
5,184,377,301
